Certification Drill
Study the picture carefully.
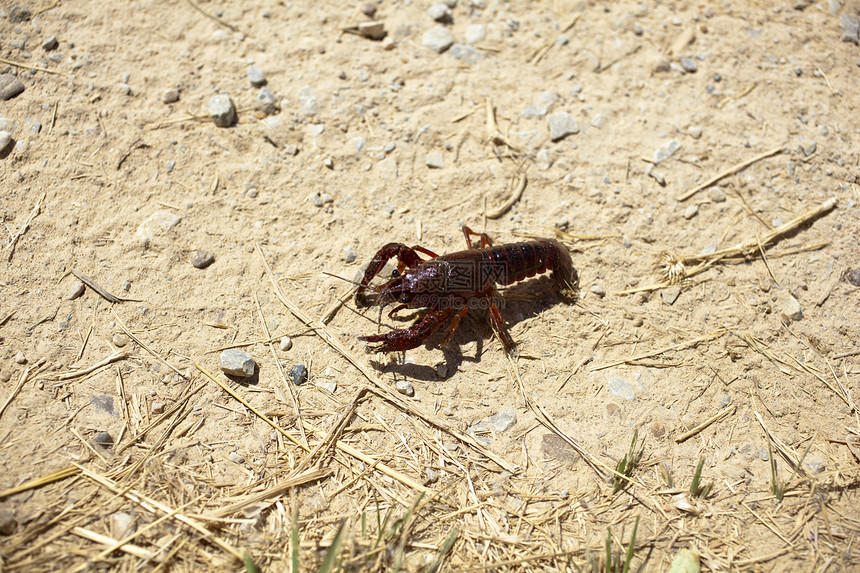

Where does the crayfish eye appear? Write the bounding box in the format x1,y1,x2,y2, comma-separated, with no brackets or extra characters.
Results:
399,293,410,303
391,269,400,278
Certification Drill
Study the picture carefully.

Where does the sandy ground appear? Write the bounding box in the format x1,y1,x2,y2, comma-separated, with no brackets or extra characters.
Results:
1,0,860,570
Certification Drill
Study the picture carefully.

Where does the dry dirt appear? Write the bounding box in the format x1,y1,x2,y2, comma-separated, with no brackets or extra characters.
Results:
1,0,860,571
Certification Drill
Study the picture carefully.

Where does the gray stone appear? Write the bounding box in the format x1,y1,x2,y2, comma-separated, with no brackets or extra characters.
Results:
219,349,256,378
0,131,11,153
680,57,698,73
654,139,681,163
846,269,860,287
136,211,181,245
9,6,31,22
802,452,827,474
208,94,237,127
841,14,859,45
0,510,18,535
315,380,337,393
229,451,245,464
93,431,114,449
828,0,842,15
190,249,214,269
436,363,448,377
247,66,266,87
110,512,135,539
450,45,481,64
683,204,699,219
118,83,132,96
535,148,553,170
547,112,579,141
797,136,816,156
541,433,580,464
41,36,58,51
395,379,415,396
255,87,279,115
489,407,517,433
465,24,486,44
14,351,27,364
423,26,455,53
426,150,444,168
297,86,318,117
591,285,606,297
661,286,681,305
67,280,85,300
291,364,308,385
361,2,377,18
343,246,357,263
778,292,803,322
0,74,25,101
688,125,703,139
633,21,643,35
608,377,635,400
280,336,293,351
708,187,726,202
0,118,13,132
162,88,180,104
112,334,128,348
428,3,452,23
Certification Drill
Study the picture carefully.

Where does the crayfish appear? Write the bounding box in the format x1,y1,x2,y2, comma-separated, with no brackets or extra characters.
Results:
355,227,577,354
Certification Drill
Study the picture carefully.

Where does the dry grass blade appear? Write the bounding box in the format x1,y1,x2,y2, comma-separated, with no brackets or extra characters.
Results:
675,405,736,443
677,146,783,201
71,269,139,303
530,15,580,64
5,192,45,261
486,173,527,219
183,0,238,31
485,98,520,152
0,56,67,76
590,330,727,371
71,527,159,561
201,467,332,519
54,350,129,381
0,466,79,500
0,366,30,420
112,309,188,379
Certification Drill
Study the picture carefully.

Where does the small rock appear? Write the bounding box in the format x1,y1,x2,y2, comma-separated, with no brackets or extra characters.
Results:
426,150,444,168
229,451,245,464
846,269,860,287
118,83,132,96
324,157,334,169
708,187,726,202
41,36,58,51
680,57,698,73
450,45,481,64
247,66,266,87
151,401,165,414
797,136,816,157
688,125,703,139
0,131,12,153
650,419,665,438
209,94,237,127
425,468,440,483
489,407,517,432
381,36,396,50
535,148,553,170
357,21,386,40
361,2,377,18
547,112,579,141
803,452,827,474
0,510,18,535
110,512,135,539
653,55,672,73
395,379,415,396
9,6,31,22
465,24,486,44
343,246,357,263
633,21,643,35
0,74,25,101
14,352,26,364
654,139,681,163
778,292,803,323
436,363,448,378
279,336,293,351
683,204,699,219
162,88,180,104
291,364,308,385
841,14,860,45
541,433,580,464
315,380,337,393
0,371,11,383
297,86,318,117
66,280,86,300
428,3,453,23
93,431,114,449
112,334,128,348
591,285,606,297
662,286,681,305
422,26,455,53
608,377,635,400
136,211,181,245
219,349,256,378
190,249,215,269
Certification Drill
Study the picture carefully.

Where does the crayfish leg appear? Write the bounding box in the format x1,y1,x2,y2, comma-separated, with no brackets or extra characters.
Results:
361,308,455,353
486,295,516,354
461,225,494,250
440,306,470,347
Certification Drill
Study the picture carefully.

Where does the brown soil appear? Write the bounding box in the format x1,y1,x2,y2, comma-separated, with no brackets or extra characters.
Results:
1,0,859,570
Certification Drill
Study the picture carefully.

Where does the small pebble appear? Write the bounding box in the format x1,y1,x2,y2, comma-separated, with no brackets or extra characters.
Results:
343,246,357,263
0,74,25,101
436,363,448,378
591,285,606,297
93,431,114,449
708,187,726,202
633,21,643,35
654,139,681,164
151,401,165,414
608,377,635,400
683,204,699,219
219,349,256,378
0,371,11,383
0,131,12,153
291,364,308,385
680,57,698,73
112,333,128,348
229,451,245,464
650,419,665,438
489,408,517,432
661,286,681,305
162,88,180,104
428,3,453,23
41,36,58,51
465,24,486,44
66,280,86,300
841,14,860,45
279,336,293,351
778,292,803,323
118,83,132,96
256,88,279,115
315,380,337,393
546,112,579,141
395,379,415,396
846,269,860,287
190,250,215,269
9,6,31,22
209,94,237,127
0,510,18,535
426,150,444,169
109,512,135,540
688,125,703,139
360,2,377,18
247,66,267,87
797,136,816,157
14,352,26,364
422,26,455,53
297,86,318,117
